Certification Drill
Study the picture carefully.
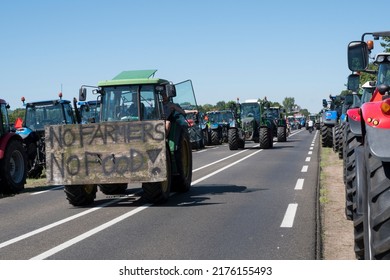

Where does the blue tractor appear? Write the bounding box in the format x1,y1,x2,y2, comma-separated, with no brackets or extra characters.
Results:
320,95,342,147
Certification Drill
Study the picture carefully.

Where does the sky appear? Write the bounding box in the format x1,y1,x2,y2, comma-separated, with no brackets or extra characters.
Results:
1,0,389,114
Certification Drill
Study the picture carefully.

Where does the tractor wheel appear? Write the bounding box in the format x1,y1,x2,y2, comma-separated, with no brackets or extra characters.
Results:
344,124,361,220
352,146,366,259
0,139,27,194
364,145,390,259
210,130,220,145
99,183,127,195
338,123,345,159
321,125,333,148
228,128,239,150
259,127,271,149
142,147,172,203
172,129,192,193
277,126,286,142
64,184,97,206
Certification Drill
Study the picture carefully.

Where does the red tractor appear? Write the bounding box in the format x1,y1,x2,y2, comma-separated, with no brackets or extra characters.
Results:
0,99,27,194
347,31,390,259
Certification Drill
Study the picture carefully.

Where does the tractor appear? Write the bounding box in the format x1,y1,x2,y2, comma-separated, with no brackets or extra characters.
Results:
347,31,390,259
16,94,77,178
263,106,288,142
320,94,342,147
0,99,27,194
205,110,233,145
45,69,193,206
227,98,273,150
73,98,101,124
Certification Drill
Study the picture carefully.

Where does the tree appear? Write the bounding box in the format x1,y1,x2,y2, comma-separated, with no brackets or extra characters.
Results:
282,97,295,113
215,101,226,111
8,108,25,124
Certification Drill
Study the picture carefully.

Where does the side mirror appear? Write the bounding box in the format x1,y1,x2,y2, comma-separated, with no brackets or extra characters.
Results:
347,41,369,71
79,87,87,101
347,74,360,91
322,99,327,108
166,84,176,97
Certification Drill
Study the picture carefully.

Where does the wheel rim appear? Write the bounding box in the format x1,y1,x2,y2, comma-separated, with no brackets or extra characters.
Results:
10,149,24,183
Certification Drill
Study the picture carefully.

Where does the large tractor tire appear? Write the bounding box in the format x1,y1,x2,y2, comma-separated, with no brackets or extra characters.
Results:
210,130,221,145
99,183,127,195
259,126,272,149
277,126,286,142
142,146,172,203
228,128,239,150
321,125,333,147
172,129,192,193
338,123,345,159
64,184,97,206
0,139,27,194
343,124,361,220
352,146,366,259
364,145,390,259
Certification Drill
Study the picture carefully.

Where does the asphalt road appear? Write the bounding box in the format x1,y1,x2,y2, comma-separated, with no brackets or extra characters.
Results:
0,129,319,260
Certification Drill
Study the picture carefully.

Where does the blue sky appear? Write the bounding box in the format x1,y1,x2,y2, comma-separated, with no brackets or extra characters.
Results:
1,0,389,113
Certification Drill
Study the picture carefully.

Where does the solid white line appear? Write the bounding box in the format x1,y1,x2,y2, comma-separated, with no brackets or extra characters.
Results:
193,147,254,172
30,204,152,260
295,178,304,190
29,148,265,259
192,149,263,185
301,165,308,172
30,186,64,195
0,194,137,250
280,203,298,228
305,157,311,162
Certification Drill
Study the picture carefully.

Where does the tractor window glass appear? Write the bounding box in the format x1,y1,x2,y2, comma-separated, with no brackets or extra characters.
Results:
63,104,75,124
101,86,139,121
378,63,390,86
1,103,8,133
140,85,158,120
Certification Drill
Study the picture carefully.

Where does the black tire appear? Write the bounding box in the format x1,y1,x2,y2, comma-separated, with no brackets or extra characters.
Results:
259,126,271,149
364,145,390,259
277,126,286,142
99,183,127,195
0,139,27,194
64,185,97,206
210,130,220,145
142,147,172,203
321,125,333,147
338,123,345,159
352,146,365,259
228,128,239,150
344,124,361,220
172,129,192,193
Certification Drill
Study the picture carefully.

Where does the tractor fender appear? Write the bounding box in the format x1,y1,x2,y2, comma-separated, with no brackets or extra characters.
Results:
365,125,390,162
347,108,362,136
0,133,23,160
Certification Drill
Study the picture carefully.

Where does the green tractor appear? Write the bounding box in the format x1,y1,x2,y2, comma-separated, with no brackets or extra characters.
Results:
227,98,274,150
263,106,288,142
45,70,194,206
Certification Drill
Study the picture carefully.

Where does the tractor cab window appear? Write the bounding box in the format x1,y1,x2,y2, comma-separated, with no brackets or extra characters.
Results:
101,85,158,122
378,63,390,86
0,103,8,134
241,103,259,118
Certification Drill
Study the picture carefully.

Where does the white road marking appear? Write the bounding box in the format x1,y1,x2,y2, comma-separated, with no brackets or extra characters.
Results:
308,151,312,155
280,203,298,228
0,194,138,250
30,186,64,195
305,157,311,162
30,204,152,260
301,165,308,172
295,178,304,190
28,148,265,259
309,147,313,150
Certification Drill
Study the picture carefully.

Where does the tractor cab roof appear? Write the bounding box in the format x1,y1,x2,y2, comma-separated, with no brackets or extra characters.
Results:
25,99,71,107
98,69,170,87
